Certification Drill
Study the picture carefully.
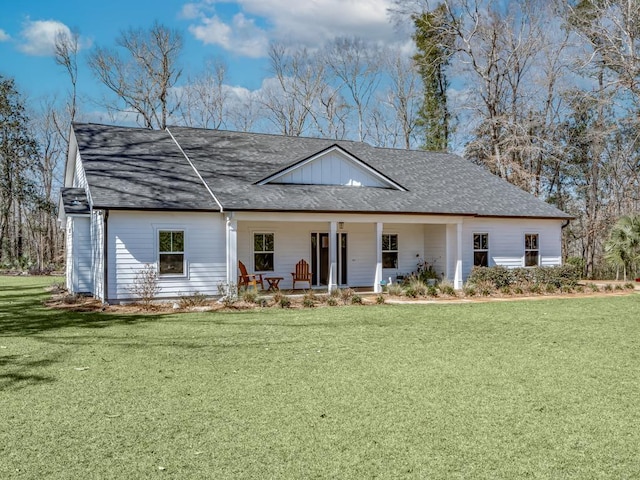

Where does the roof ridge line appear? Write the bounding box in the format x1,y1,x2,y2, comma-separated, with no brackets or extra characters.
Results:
165,127,224,213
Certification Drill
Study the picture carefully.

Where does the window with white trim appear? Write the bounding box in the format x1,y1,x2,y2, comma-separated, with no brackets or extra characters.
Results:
159,230,185,275
473,233,489,267
382,233,398,269
254,233,274,271
525,233,539,267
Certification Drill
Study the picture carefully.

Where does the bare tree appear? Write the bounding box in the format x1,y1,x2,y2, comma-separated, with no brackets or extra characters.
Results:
88,22,183,129
177,59,229,129
323,37,384,142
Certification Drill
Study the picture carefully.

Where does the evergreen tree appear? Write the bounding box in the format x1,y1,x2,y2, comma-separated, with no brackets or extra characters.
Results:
412,5,451,151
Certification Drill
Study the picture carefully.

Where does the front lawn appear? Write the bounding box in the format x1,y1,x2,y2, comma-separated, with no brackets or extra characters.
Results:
1,275,639,479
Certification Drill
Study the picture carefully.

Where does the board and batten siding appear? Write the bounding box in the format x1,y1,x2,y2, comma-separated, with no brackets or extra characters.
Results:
106,211,226,301
461,218,563,279
274,151,388,188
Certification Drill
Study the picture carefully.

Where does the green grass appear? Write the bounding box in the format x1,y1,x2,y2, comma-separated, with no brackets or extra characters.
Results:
1,275,640,479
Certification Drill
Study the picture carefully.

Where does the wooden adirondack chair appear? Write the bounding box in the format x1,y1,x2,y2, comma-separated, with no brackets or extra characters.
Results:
291,259,312,289
238,261,264,290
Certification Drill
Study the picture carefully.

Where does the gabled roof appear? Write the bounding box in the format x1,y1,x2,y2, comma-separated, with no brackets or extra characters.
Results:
69,122,571,219
256,144,407,191
61,187,90,215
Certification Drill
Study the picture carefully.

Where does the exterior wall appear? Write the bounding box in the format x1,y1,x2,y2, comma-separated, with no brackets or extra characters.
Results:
106,211,226,302
72,150,88,189
461,217,563,280
382,223,426,282
67,216,93,293
424,224,447,277
91,210,105,301
275,151,387,187
65,220,73,291
236,221,428,289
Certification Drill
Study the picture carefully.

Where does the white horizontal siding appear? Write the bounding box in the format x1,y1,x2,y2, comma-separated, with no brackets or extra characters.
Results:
382,223,426,280
424,224,447,277
461,218,563,279
276,151,388,188
107,211,226,302
72,151,88,189
72,217,93,293
91,211,104,301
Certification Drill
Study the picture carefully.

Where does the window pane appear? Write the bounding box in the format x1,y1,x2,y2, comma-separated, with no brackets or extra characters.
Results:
389,234,398,251
265,233,274,252
382,234,389,251
172,231,184,252
525,234,538,250
255,253,274,271
159,253,184,275
382,252,397,269
159,231,172,252
525,251,539,267
474,251,488,267
254,234,264,252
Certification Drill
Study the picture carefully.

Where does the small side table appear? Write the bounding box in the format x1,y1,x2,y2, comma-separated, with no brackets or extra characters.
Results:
265,277,284,292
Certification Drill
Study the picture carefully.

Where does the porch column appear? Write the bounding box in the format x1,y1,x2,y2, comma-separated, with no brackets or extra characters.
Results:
328,221,338,292
226,215,238,295
454,222,463,289
374,222,383,293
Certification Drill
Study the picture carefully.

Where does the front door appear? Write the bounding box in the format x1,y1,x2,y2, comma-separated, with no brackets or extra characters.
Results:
310,232,347,286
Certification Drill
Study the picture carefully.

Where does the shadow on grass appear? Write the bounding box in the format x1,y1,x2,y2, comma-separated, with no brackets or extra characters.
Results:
0,286,156,337
0,354,58,391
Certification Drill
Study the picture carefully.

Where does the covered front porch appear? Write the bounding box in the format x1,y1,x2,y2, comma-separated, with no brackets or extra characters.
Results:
224,212,464,292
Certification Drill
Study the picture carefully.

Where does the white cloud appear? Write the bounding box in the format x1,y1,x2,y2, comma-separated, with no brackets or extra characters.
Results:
189,12,269,58
185,0,400,57
0,29,10,42
18,19,73,56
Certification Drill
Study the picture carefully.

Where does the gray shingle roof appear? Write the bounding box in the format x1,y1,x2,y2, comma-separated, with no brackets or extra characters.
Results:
72,122,570,219
61,187,90,215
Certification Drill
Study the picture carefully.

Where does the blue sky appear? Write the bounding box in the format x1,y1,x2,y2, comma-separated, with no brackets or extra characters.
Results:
0,0,407,115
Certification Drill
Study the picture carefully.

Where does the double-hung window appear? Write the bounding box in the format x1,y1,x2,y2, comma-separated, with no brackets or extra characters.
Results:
473,233,489,267
382,233,398,269
159,230,185,275
524,233,539,267
254,233,274,271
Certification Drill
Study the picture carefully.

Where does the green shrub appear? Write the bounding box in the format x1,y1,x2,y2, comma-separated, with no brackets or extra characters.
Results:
475,280,495,296
405,279,427,298
528,283,542,295
242,289,258,303
500,286,511,295
468,266,512,289
279,295,292,308
387,283,404,296
624,283,635,290
303,290,317,307
438,280,456,296
575,285,585,293
467,265,580,290
614,284,624,291
587,283,600,292
603,284,613,292
326,297,338,306
375,294,386,304
179,291,208,309
513,285,524,295
560,285,574,294
463,284,477,297
545,283,557,294
339,288,355,304
350,294,363,305
426,285,438,297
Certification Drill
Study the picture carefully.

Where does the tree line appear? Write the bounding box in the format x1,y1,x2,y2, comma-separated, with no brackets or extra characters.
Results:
2,0,639,278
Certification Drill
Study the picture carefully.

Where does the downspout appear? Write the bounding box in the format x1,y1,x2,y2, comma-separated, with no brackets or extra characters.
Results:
103,209,109,304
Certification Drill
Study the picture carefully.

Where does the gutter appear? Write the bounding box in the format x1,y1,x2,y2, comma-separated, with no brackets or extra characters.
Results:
165,127,224,213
